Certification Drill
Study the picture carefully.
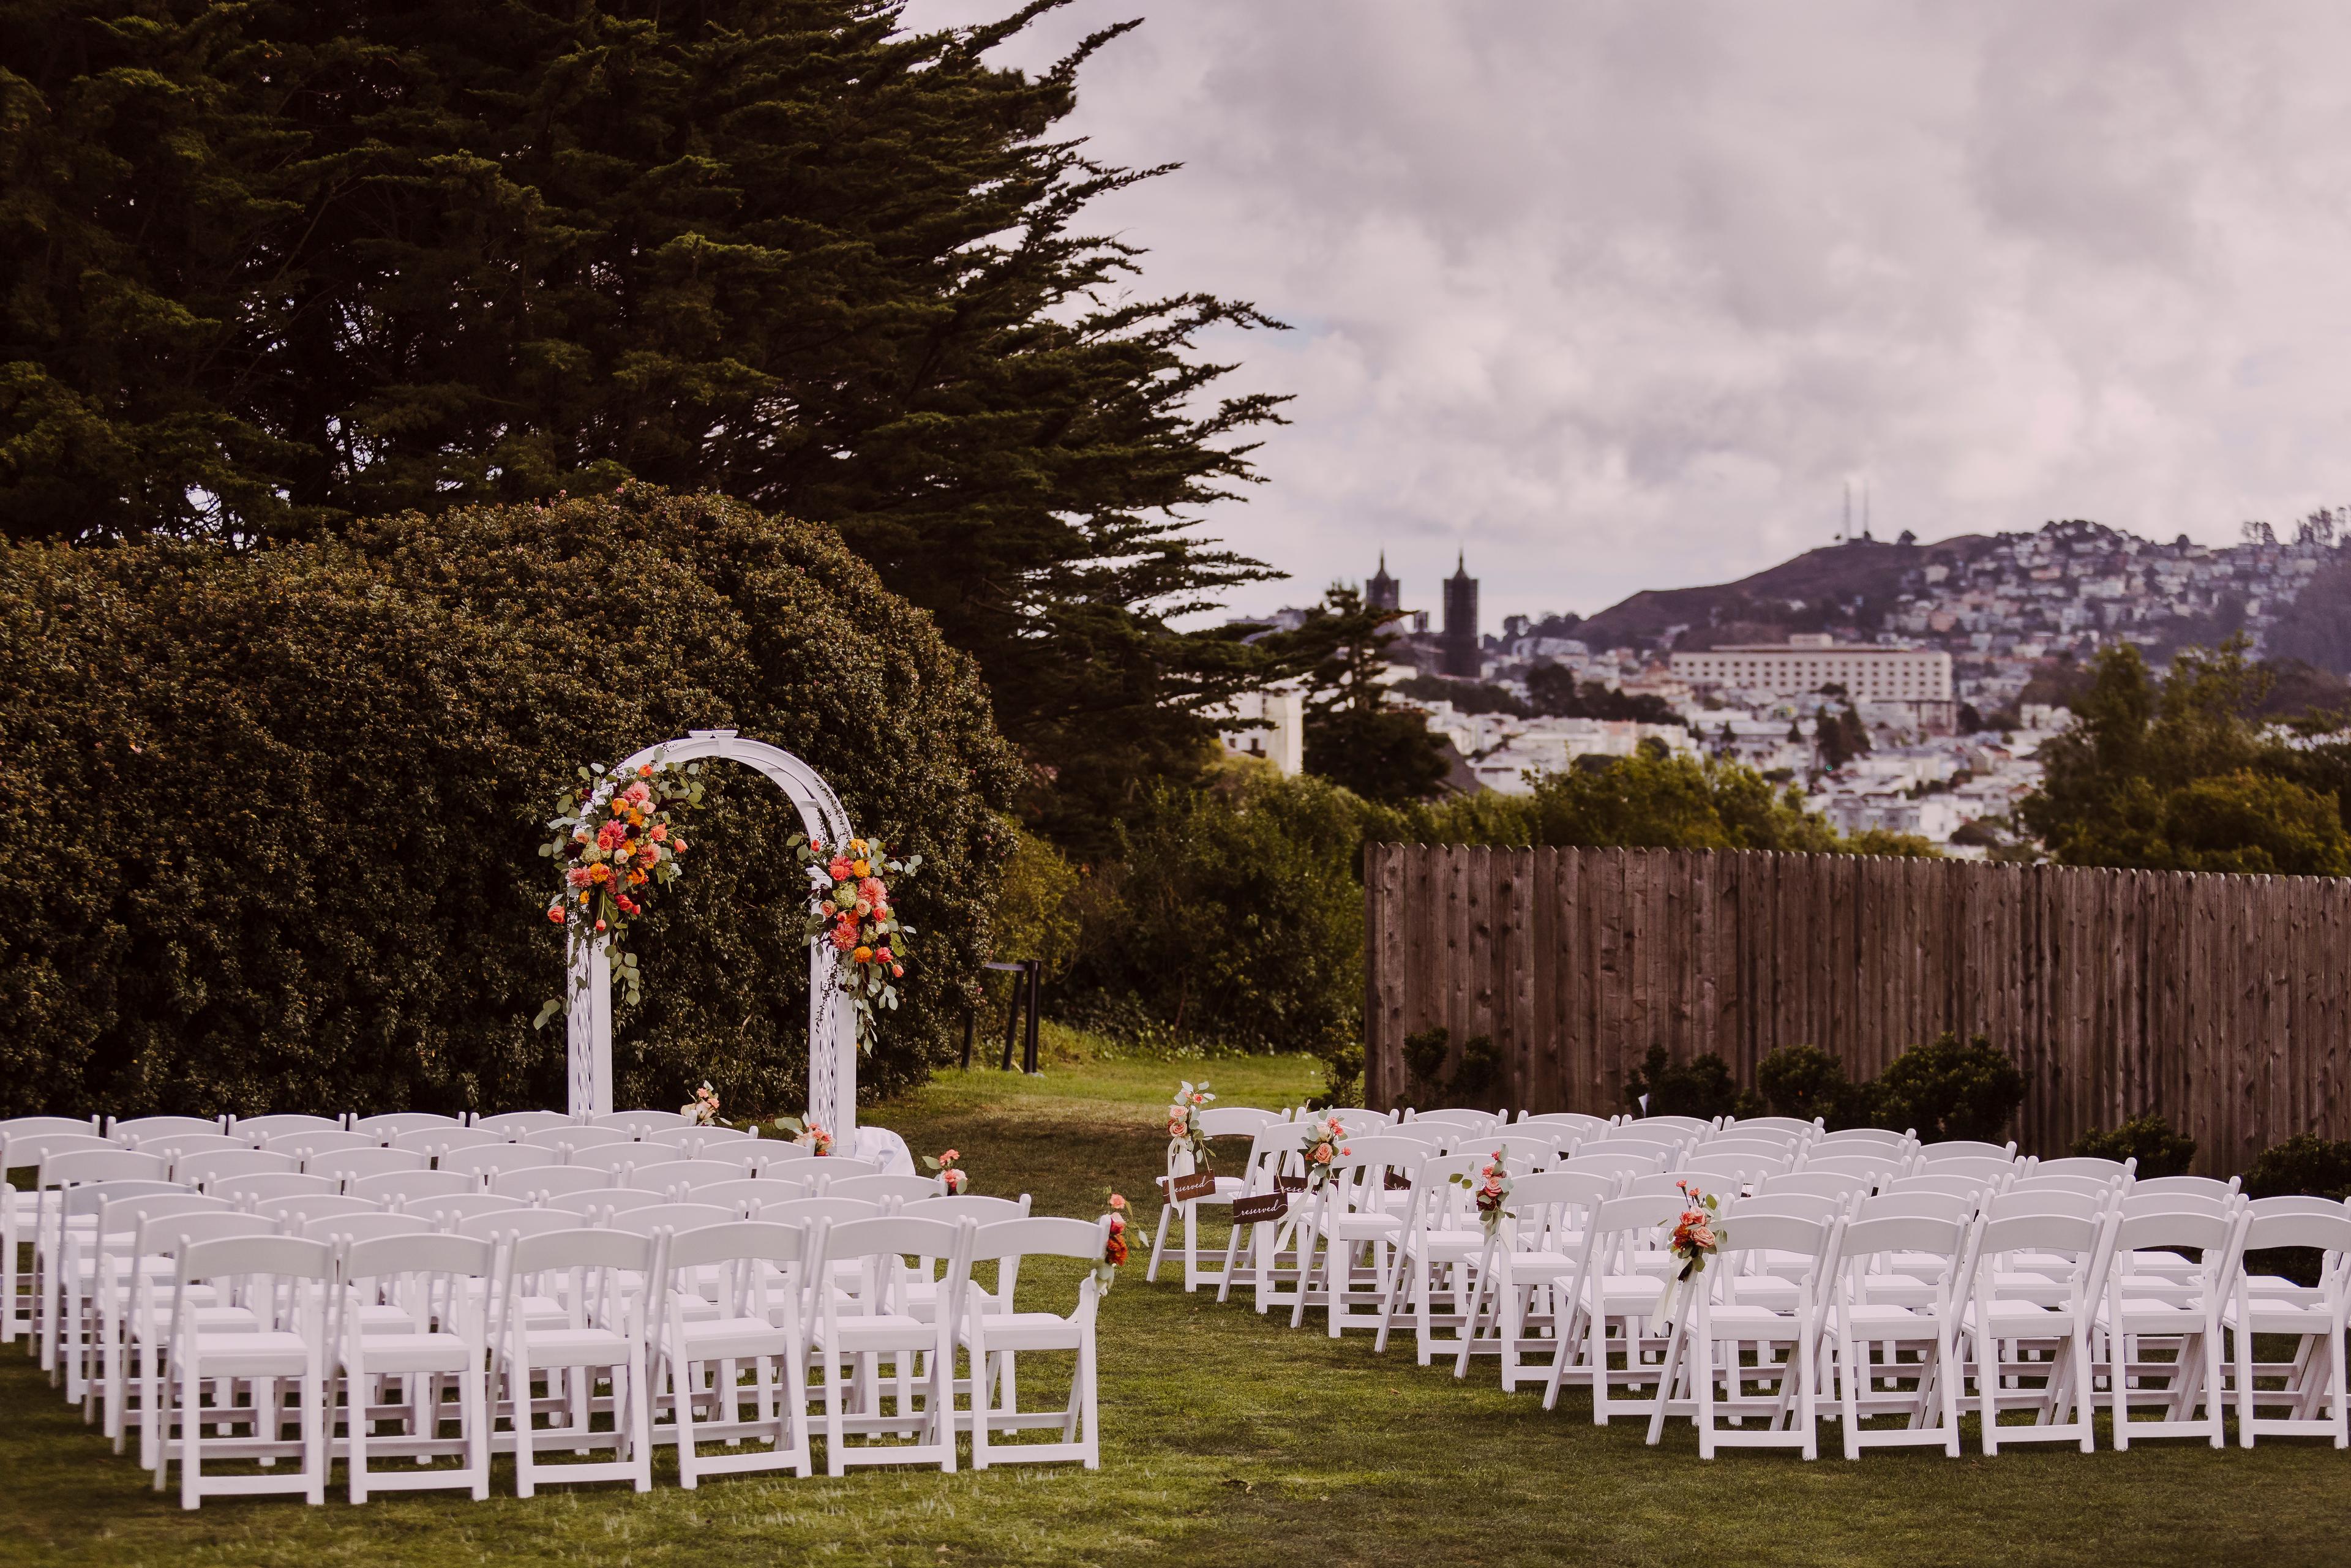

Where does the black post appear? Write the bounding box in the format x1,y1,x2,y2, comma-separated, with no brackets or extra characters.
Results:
999,970,1021,1071
1022,959,1043,1074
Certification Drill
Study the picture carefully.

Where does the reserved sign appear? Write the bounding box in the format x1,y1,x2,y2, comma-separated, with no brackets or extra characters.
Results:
1165,1171,1218,1204
1230,1192,1290,1225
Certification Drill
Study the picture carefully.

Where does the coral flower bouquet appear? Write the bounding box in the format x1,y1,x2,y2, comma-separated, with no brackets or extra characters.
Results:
1300,1116,1351,1191
1166,1080,1215,1170
535,753,706,1027
787,830,921,1051
1649,1180,1725,1333
1449,1147,1514,1239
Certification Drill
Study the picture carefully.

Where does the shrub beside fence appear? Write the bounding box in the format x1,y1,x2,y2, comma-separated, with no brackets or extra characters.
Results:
1363,844,2351,1175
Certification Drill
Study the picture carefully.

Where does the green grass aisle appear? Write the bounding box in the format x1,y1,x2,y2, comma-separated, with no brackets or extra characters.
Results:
3,1045,2347,1566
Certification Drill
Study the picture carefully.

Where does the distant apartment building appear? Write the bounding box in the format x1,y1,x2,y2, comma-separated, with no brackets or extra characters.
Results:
1212,685,1305,776
1671,632,1952,702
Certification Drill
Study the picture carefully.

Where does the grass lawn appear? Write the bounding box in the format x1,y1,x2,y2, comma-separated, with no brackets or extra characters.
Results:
3,1029,2347,1567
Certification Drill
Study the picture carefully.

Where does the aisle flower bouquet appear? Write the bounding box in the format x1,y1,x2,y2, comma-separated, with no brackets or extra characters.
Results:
922,1149,968,1193
773,1116,833,1156
682,1081,721,1127
1097,1192,1131,1291
1649,1180,1724,1333
1166,1081,1215,1169
1301,1116,1351,1191
787,831,921,1051
1450,1147,1513,1238
534,754,705,1027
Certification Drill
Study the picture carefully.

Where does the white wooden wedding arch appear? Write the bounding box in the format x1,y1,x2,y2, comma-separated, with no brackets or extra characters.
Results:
566,729,860,1136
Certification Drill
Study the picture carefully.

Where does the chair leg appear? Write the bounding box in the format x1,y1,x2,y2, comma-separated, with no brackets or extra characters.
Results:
628,1346,653,1492
1147,1202,1172,1283
512,1349,537,1499
673,1349,700,1489
1080,1337,1100,1469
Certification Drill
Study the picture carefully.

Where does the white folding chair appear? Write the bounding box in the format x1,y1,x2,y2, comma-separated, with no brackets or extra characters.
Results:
2,1123,105,1345
349,1168,476,1208
2101,1205,2241,1449
1208,1120,1315,1310
337,1232,496,1501
628,1159,752,1199
827,1174,947,1206
2031,1155,2134,1181
808,1215,972,1474
1624,1114,1714,1140
652,1221,812,1487
2228,1205,2351,1447
1148,1105,1278,1291
59,1182,194,1414
441,1144,563,1187
692,1177,813,1218
1915,1139,2016,1164
1294,1135,1429,1335
85,1195,232,1448
806,1157,883,1182
1558,1191,1682,1425
1373,1148,1531,1364
300,1211,432,1247
592,1109,693,1135
1966,1204,2115,1454
493,1228,656,1496
1833,1211,1974,1458
210,1174,340,1207
476,1111,574,1138
904,1194,1032,1225
961,1217,1106,1469
105,1116,223,1146
414,1193,534,1229
1722,1116,1822,1142
252,1194,380,1231
389,1127,505,1158
1451,1167,1619,1390
522,1125,637,1155
350,1113,464,1141
177,1150,301,1191
236,1116,348,1144
309,1147,430,1188
1647,1212,1840,1460
266,1130,381,1163
32,1146,171,1373
490,1165,614,1202
156,1234,336,1507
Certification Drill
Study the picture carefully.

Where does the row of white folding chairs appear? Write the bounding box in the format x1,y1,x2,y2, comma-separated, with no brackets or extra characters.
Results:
1217,1144,2350,1458
111,1205,1107,1507
80,1186,1022,1446
15,1152,918,1381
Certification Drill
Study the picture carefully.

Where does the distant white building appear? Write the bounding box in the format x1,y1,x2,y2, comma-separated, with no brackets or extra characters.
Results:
1212,685,1305,776
1671,633,1954,703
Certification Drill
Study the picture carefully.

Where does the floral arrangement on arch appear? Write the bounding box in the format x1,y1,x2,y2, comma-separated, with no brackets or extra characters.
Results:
534,754,705,1027
788,831,921,1051
1449,1146,1513,1238
1166,1081,1215,1169
1649,1180,1725,1333
1301,1116,1351,1191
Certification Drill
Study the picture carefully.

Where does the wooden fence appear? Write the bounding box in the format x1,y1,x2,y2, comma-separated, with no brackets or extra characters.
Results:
1362,844,2351,1174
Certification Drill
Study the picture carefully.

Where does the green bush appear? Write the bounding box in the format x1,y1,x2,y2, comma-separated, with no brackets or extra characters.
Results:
1624,1045,1762,1121
2071,1115,2198,1177
1754,1043,1881,1131
1873,1032,2026,1143
2241,1134,2351,1201
1068,763,1374,1062
1401,1027,1452,1096
0,489,1019,1119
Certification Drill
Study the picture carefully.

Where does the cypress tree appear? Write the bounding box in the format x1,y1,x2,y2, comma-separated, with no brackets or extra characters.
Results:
0,1,1287,846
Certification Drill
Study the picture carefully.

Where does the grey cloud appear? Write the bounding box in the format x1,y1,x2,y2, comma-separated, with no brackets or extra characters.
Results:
902,0,2351,622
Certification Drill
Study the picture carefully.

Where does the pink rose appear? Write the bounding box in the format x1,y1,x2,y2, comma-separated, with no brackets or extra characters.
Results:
827,857,855,881
624,781,651,805
1312,1145,1332,1163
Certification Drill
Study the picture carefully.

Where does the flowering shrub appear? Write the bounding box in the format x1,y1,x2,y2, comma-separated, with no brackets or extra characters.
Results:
773,1115,833,1156
923,1148,968,1193
789,831,921,1051
535,755,705,1024
682,1081,721,1125
1097,1191,1130,1289
1166,1080,1215,1168
1301,1116,1351,1191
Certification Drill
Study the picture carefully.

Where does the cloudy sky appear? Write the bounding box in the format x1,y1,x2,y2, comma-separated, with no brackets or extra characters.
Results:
902,1,2351,625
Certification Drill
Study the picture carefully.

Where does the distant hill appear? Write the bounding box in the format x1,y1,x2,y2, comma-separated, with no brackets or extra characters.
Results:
1576,534,1997,651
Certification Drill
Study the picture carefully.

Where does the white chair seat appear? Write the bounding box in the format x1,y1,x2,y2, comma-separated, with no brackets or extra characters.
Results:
2102,1296,2211,1332
1585,1272,1665,1311
1967,1299,2075,1334
184,1329,312,1376
511,1327,632,1364
350,1331,474,1375
2225,1299,2334,1334
672,1314,796,1360
1842,1302,1937,1330
812,1313,929,1352
1728,1275,1803,1310
960,1311,1083,1353
1703,1302,1805,1337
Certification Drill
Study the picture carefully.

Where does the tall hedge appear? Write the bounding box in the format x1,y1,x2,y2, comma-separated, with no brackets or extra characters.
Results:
0,488,1019,1118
